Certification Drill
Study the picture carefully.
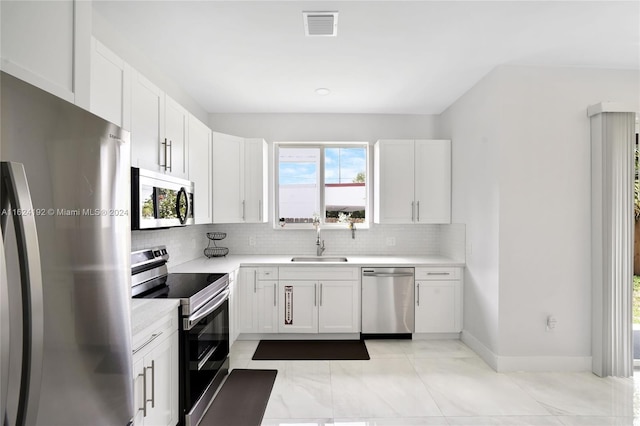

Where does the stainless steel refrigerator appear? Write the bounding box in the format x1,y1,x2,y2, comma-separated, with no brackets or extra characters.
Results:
0,72,134,425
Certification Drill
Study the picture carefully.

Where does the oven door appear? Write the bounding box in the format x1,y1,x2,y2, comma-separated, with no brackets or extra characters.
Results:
182,289,229,426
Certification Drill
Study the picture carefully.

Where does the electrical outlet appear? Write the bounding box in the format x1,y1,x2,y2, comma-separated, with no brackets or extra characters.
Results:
385,237,396,246
546,315,557,331
249,236,256,246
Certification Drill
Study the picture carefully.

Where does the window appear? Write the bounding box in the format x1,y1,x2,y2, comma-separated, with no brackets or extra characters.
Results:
276,143,368,228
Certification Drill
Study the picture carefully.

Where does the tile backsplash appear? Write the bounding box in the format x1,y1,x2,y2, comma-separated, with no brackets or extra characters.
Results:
132,223,466,267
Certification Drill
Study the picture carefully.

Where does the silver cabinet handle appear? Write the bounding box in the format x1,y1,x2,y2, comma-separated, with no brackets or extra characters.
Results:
148,360,155,408
427,272,450,276
417,201,420,222
254,270,257,293
411,201,415,222
273,284,277,307
242,200,246,221
139,367,147,417
167,140,172,172
314,283,317,306
132,332,163,355
0,162,44,426
259,200,263,221
161,138,169,171
417,283,420,306
320,283,323,307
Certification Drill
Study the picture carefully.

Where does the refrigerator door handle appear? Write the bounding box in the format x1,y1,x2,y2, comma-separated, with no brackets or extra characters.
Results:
0,162,44,426
0,229,9,426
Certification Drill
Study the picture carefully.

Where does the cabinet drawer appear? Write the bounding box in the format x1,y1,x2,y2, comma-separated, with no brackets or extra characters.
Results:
132,310,178,357
415,267,461,280
279,267,359,281
258,267,278,280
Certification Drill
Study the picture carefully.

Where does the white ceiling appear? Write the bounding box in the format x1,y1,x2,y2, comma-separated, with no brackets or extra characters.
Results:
93,1,640,115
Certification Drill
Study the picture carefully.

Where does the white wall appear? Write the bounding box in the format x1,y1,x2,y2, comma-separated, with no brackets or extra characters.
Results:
440,65,640,371
496,66,639,361
438,70,503,363
209,113,438,142
91,9,209,123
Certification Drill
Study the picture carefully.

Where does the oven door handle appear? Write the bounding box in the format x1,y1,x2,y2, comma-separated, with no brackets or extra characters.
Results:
183,289,229,330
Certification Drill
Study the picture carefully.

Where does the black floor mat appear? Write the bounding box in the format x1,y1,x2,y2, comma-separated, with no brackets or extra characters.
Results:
200,369,277,426
252,339,370,360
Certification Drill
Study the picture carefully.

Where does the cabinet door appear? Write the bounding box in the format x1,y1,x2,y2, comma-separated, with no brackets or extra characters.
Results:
237,268,258,333
318,281,359,333
188,115,212,224
212,132,244,223
414,140,451,224
374,140,415,223
164,96,189,179
278,281,318,333
144,331,179,426
132,357,145,426
244,139,268,223
228,273,237,346
89,37,131,130
415,281,461,333
1,0,79,103
257,281,278,333
131,71,164,172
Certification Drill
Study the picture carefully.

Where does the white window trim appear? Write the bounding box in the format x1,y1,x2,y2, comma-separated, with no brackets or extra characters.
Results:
273,141,370,230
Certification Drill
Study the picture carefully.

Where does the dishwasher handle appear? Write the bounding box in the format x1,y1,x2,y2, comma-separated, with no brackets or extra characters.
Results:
362,271,414,278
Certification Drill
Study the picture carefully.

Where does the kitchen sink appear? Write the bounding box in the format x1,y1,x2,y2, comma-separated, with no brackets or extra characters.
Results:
291,256,348,262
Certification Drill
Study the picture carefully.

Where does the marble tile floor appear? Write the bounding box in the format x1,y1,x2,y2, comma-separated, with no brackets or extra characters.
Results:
228,339,638,426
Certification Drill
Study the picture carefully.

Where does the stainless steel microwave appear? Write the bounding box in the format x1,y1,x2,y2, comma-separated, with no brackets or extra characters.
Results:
131,167,195,230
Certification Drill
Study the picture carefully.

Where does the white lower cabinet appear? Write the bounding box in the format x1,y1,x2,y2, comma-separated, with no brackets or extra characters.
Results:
414,267,463,333
257,280,279,332
228,269,239,346
237,267,279,334
278,267,360,334
132,307,179,426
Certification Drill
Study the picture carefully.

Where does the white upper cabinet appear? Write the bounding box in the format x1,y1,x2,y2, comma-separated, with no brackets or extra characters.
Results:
1,0,91,107
244,138,269,223
212,133,267,224
89,37,131,130
212,132,245,223
131,71,164,171
130,71,188,179
164,96,189,179
374,139,451,224
188,115,212,224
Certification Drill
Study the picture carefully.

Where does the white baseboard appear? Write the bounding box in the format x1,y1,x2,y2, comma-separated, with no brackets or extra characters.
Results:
461,330,591,372
461,330,498,370
412,332,461,340
238,333,360,340
496,355,592,372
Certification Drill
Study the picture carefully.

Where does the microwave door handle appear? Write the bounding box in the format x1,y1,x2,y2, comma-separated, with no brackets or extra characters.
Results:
176,187,188,225
0,162,44,426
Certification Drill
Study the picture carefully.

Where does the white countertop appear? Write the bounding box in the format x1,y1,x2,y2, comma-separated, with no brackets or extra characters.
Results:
170,254,464,274
131,299,179,337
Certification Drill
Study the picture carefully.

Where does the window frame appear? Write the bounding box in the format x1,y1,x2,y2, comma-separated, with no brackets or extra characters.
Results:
274,141,370,230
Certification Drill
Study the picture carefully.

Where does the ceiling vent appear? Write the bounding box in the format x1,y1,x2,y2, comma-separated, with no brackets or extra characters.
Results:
303,11,338,37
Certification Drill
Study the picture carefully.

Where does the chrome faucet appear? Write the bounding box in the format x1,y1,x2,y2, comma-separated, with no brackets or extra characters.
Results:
313,217,325,256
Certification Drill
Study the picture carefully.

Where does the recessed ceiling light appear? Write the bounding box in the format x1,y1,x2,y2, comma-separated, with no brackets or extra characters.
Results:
315,88,331,96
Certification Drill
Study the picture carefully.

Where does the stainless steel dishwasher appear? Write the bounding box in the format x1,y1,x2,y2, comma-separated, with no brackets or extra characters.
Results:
361,267,415,336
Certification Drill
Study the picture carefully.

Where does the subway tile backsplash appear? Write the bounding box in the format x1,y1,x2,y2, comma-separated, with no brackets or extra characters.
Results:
132,223,466,267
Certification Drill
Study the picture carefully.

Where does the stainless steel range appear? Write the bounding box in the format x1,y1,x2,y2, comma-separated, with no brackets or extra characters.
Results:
131,246,229,426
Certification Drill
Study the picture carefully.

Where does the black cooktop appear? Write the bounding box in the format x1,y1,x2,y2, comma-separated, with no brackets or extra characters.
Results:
134,272,227,308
